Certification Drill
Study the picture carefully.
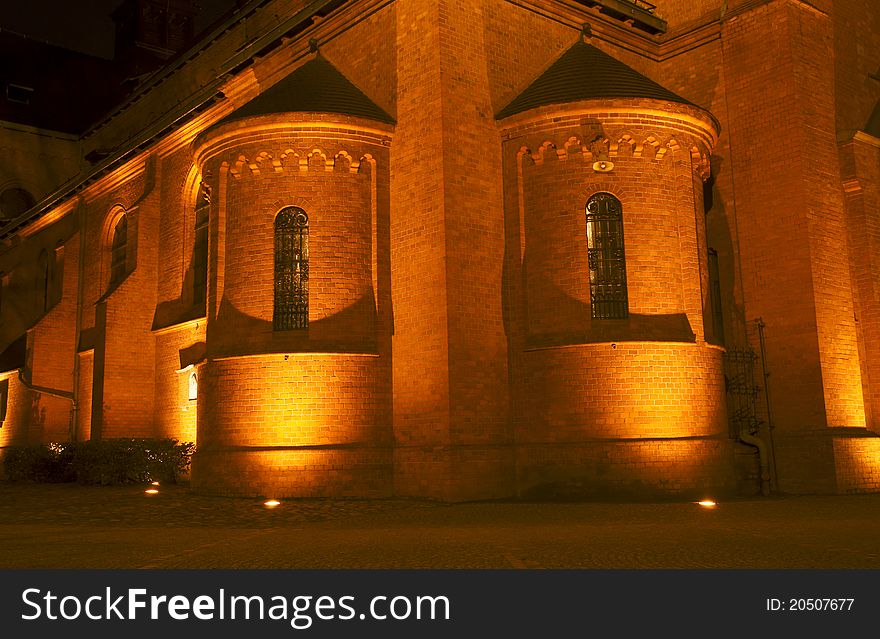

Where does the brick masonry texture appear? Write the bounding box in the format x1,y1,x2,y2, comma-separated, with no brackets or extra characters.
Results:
2,0,880,498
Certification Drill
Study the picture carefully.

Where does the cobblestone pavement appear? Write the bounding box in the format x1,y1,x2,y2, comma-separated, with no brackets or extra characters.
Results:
1,482,879,568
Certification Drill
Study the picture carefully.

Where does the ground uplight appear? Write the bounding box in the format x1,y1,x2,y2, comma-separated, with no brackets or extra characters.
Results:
264,499,281,508
696,499,717,508
145,489,159,495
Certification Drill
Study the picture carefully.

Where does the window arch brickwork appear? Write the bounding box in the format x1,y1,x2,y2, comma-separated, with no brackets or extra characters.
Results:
109,214,128,287
586,192,628,320
193,182,210,305
188,372,198,401
37,249,49,313
273,207,309,330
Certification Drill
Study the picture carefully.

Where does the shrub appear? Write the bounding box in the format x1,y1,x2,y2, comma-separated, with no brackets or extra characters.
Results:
3,443,75,483
2,439,194,485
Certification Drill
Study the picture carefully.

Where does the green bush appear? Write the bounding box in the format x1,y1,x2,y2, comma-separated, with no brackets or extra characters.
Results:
2,439,194,485
3,443,75,483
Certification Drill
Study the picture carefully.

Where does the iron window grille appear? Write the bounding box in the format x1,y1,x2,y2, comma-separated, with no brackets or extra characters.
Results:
109,215,127,286
586,192,628,320
274,207,309,331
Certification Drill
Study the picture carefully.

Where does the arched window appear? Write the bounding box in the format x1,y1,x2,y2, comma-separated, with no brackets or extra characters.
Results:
188,372,198,401
274,207,309,330
109,215,127,286
586,193,628,320
0,378,8,424
708,248,724,345
37,250,49,313
193,182,210,306
0,187,35,220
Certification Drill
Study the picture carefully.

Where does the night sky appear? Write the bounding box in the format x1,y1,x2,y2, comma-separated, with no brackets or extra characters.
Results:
0,0,236,59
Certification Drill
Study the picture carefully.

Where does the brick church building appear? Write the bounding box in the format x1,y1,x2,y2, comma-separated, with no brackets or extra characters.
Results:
1,0,879,499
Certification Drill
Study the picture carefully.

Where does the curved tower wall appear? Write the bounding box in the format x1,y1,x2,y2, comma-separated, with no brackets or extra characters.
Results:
501,98,738,498
191,113,393,497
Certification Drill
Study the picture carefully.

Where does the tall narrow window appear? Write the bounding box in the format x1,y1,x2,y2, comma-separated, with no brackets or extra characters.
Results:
110,215,128,286
586,193,628,320
188,372,198,401
708,248,725,344
193,182,210,306
0,378,8,424
0,187,35,220
53,243,65,307
274,207,309,330
37,250,49,313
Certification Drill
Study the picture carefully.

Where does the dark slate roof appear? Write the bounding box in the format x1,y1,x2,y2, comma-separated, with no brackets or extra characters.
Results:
496,40,694,120
0,31,122,134
217,55,394,125
0,335,26,374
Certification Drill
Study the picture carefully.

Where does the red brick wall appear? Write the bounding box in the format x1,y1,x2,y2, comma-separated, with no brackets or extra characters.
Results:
518,439,738,499
75,352,93,441
499,99,726,496
841,137,880,432
522,342,725,437
483,0,574,115
651,0,722,31
97,204,159,438
154,146,202,325
5,0,880,499
508,108,713,343
322,3,397,118
392,0,513,501
68,164,160,440
0,373,31,449
193,353,391,497
833,434,880,494
27,231,79,442
721,2,862,431
198,115,389,356
390,0,453,497
153,322,204,443
517,341,733,496
832,0,880,135
192,114,393,496
792,6,865,431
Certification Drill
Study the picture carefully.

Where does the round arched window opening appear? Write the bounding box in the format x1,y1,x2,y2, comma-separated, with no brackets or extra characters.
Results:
188,372,198,401
0,187,36,220
273,207,309,330
586,192,628,320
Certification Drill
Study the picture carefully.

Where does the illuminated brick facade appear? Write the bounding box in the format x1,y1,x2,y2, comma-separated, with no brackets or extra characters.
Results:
1,0,879,499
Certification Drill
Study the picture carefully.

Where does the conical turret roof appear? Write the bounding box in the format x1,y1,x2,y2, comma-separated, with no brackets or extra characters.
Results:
496,40,694,120
219,55,394,125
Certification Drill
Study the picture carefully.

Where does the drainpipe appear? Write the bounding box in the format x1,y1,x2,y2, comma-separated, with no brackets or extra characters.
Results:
71,199,87,441
755,318,779,492
16,368,74,401
739,427,771,496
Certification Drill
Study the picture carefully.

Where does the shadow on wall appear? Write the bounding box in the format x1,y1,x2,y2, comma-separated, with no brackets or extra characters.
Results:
212,291,379,354
525,312,696,348
521,280,695,345
705,154,743,345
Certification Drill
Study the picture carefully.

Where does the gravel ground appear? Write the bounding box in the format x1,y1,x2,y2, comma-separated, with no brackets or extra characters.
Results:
1,482,879,569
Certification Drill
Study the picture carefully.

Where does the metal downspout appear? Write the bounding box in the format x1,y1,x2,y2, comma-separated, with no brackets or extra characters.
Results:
739,429,770,496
